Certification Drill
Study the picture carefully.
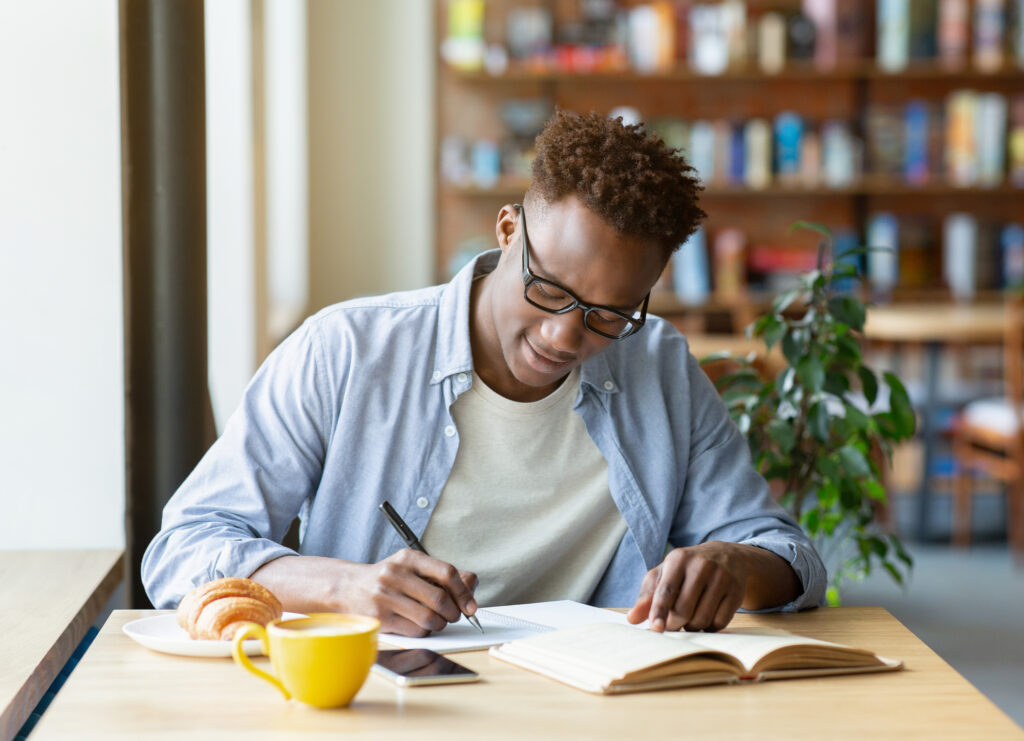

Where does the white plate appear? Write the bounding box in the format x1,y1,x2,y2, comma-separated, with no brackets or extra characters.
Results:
123,612,306,658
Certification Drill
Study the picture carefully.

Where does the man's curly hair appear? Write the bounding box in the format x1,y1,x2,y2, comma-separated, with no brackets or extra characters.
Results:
528,109,705,256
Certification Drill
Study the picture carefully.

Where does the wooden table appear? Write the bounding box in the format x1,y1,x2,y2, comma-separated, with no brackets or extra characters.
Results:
29,607,1022,739
865,302,1007,541
0,550,123,741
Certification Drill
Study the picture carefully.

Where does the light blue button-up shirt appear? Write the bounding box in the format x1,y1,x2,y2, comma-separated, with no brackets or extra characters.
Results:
142,251,826,611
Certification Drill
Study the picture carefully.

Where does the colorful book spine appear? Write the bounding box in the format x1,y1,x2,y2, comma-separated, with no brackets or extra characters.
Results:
713,228,747,301
943,212,978,301
974,0,1006,72
712,119,732,186
803,0,838,70
821,120,857,186
945,90,978,185
938,0,969,69
1008,94,1024,186
1002,223,1024,288
1014,0,1024,67
757,12,787,73
441,0,485,71
877,0,910,72
909,0,938,59
689,120,716,185
672,227,711,305
729,122,746,185
976,93,1008,186
867,212,900,295
903,100,931,185
774,112,804,183
744,119,772,189
689,3,729,74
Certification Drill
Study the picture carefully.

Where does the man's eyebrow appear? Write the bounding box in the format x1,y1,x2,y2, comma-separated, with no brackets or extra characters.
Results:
532,260,639,312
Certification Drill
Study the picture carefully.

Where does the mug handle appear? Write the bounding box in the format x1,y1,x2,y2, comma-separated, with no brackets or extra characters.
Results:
231,622,290,700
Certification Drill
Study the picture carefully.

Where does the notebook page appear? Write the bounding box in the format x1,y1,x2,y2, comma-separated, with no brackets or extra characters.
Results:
378,600,628,653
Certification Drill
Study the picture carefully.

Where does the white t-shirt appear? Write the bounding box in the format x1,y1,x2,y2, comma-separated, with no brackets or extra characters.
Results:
421,368,627,607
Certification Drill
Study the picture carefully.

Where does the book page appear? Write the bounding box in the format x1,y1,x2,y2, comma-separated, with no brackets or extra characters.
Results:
496,623,738,679
672,627,874,673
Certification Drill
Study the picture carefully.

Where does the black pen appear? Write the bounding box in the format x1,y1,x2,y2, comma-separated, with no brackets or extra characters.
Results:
378,500,484,634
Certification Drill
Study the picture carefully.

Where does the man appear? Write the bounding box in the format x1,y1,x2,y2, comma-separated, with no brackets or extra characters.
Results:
143,110,825,636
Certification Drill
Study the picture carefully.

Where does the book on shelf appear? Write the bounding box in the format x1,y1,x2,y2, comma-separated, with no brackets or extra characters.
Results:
773,112,804,184
865,105,904,178
1002,223,1024,288
903,100,932,185
1012,95,1024,187
803,0,838,70
672,226,711,306
908,0,939,60
877,0,910,72
938,0,969,69
489,622,902,696
757,12,787,74
945,90,978,185
712,228,746,301
943,212,978,300
867,213,900,295
974,0,1006,71
977,93,1008,186
744,118,772,189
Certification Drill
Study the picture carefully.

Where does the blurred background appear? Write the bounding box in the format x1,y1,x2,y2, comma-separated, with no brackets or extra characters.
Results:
1,0,1022,722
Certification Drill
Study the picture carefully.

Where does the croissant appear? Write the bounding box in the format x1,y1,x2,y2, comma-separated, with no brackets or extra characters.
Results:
176,577,283,641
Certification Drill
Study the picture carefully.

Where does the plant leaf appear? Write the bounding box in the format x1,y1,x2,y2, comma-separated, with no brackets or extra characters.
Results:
810,401,831,443
827,295,866,330
883,371,917,438
766,419,796,452
858,367,878,407
797,356,825,393
838,445,872,478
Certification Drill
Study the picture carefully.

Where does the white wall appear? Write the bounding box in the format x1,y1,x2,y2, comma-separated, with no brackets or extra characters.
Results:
0,0,125,548
308,0,435,308
206,0,259,432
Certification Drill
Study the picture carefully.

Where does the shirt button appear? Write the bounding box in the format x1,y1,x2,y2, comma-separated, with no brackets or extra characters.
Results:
432,371,442,382
457,373,468,384
416,497,429,509
603,380,615,391
444,425,456,437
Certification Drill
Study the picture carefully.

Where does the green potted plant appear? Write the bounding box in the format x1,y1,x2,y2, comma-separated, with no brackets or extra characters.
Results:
706,223,916,605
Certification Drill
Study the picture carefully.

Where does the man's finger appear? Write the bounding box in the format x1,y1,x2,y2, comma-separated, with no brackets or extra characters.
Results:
626,567,660,624
648,554,689,632
398,549,478,618
683,568,730,630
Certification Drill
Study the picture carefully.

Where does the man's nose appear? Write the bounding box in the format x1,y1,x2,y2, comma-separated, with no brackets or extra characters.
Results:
541,307,586,354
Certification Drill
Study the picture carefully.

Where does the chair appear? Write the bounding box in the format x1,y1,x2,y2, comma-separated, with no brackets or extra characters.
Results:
952,293,1024,554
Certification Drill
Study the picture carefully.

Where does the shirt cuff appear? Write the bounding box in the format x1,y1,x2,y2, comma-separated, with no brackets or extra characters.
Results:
736,537,827,613
211,538,300,585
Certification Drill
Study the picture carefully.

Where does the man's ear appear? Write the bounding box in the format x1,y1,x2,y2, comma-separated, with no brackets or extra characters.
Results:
494,204,520,254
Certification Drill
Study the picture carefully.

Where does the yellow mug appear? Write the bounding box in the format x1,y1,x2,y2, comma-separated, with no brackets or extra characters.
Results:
232,613,379,708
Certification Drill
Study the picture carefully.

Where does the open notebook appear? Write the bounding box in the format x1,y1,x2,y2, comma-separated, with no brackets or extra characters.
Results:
378,600,630,654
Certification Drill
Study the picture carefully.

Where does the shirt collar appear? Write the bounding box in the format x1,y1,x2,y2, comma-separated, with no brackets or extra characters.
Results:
431,248,620,396
431,250,499,385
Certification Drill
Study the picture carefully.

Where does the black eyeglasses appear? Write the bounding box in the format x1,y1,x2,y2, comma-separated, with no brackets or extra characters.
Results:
514,204,649,340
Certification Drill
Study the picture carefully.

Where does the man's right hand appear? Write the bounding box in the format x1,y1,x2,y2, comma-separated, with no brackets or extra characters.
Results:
249,551,479,637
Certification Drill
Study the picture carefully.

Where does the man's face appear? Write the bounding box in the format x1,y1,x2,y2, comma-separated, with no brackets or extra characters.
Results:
480,196,666,401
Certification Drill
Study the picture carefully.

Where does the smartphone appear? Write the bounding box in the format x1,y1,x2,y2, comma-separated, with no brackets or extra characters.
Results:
372,648,480,686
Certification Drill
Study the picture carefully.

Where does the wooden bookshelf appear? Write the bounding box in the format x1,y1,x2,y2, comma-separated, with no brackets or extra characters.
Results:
434,1,1024,331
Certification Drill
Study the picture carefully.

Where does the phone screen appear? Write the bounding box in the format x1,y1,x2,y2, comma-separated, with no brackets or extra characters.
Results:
373,649,479,685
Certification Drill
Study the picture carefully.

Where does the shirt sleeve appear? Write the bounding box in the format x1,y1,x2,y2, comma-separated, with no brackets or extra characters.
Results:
671,349,827,612
141,319,333,609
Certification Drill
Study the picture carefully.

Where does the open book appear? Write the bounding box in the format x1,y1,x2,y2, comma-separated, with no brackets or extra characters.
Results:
490,622,902,695
379,600,629,654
